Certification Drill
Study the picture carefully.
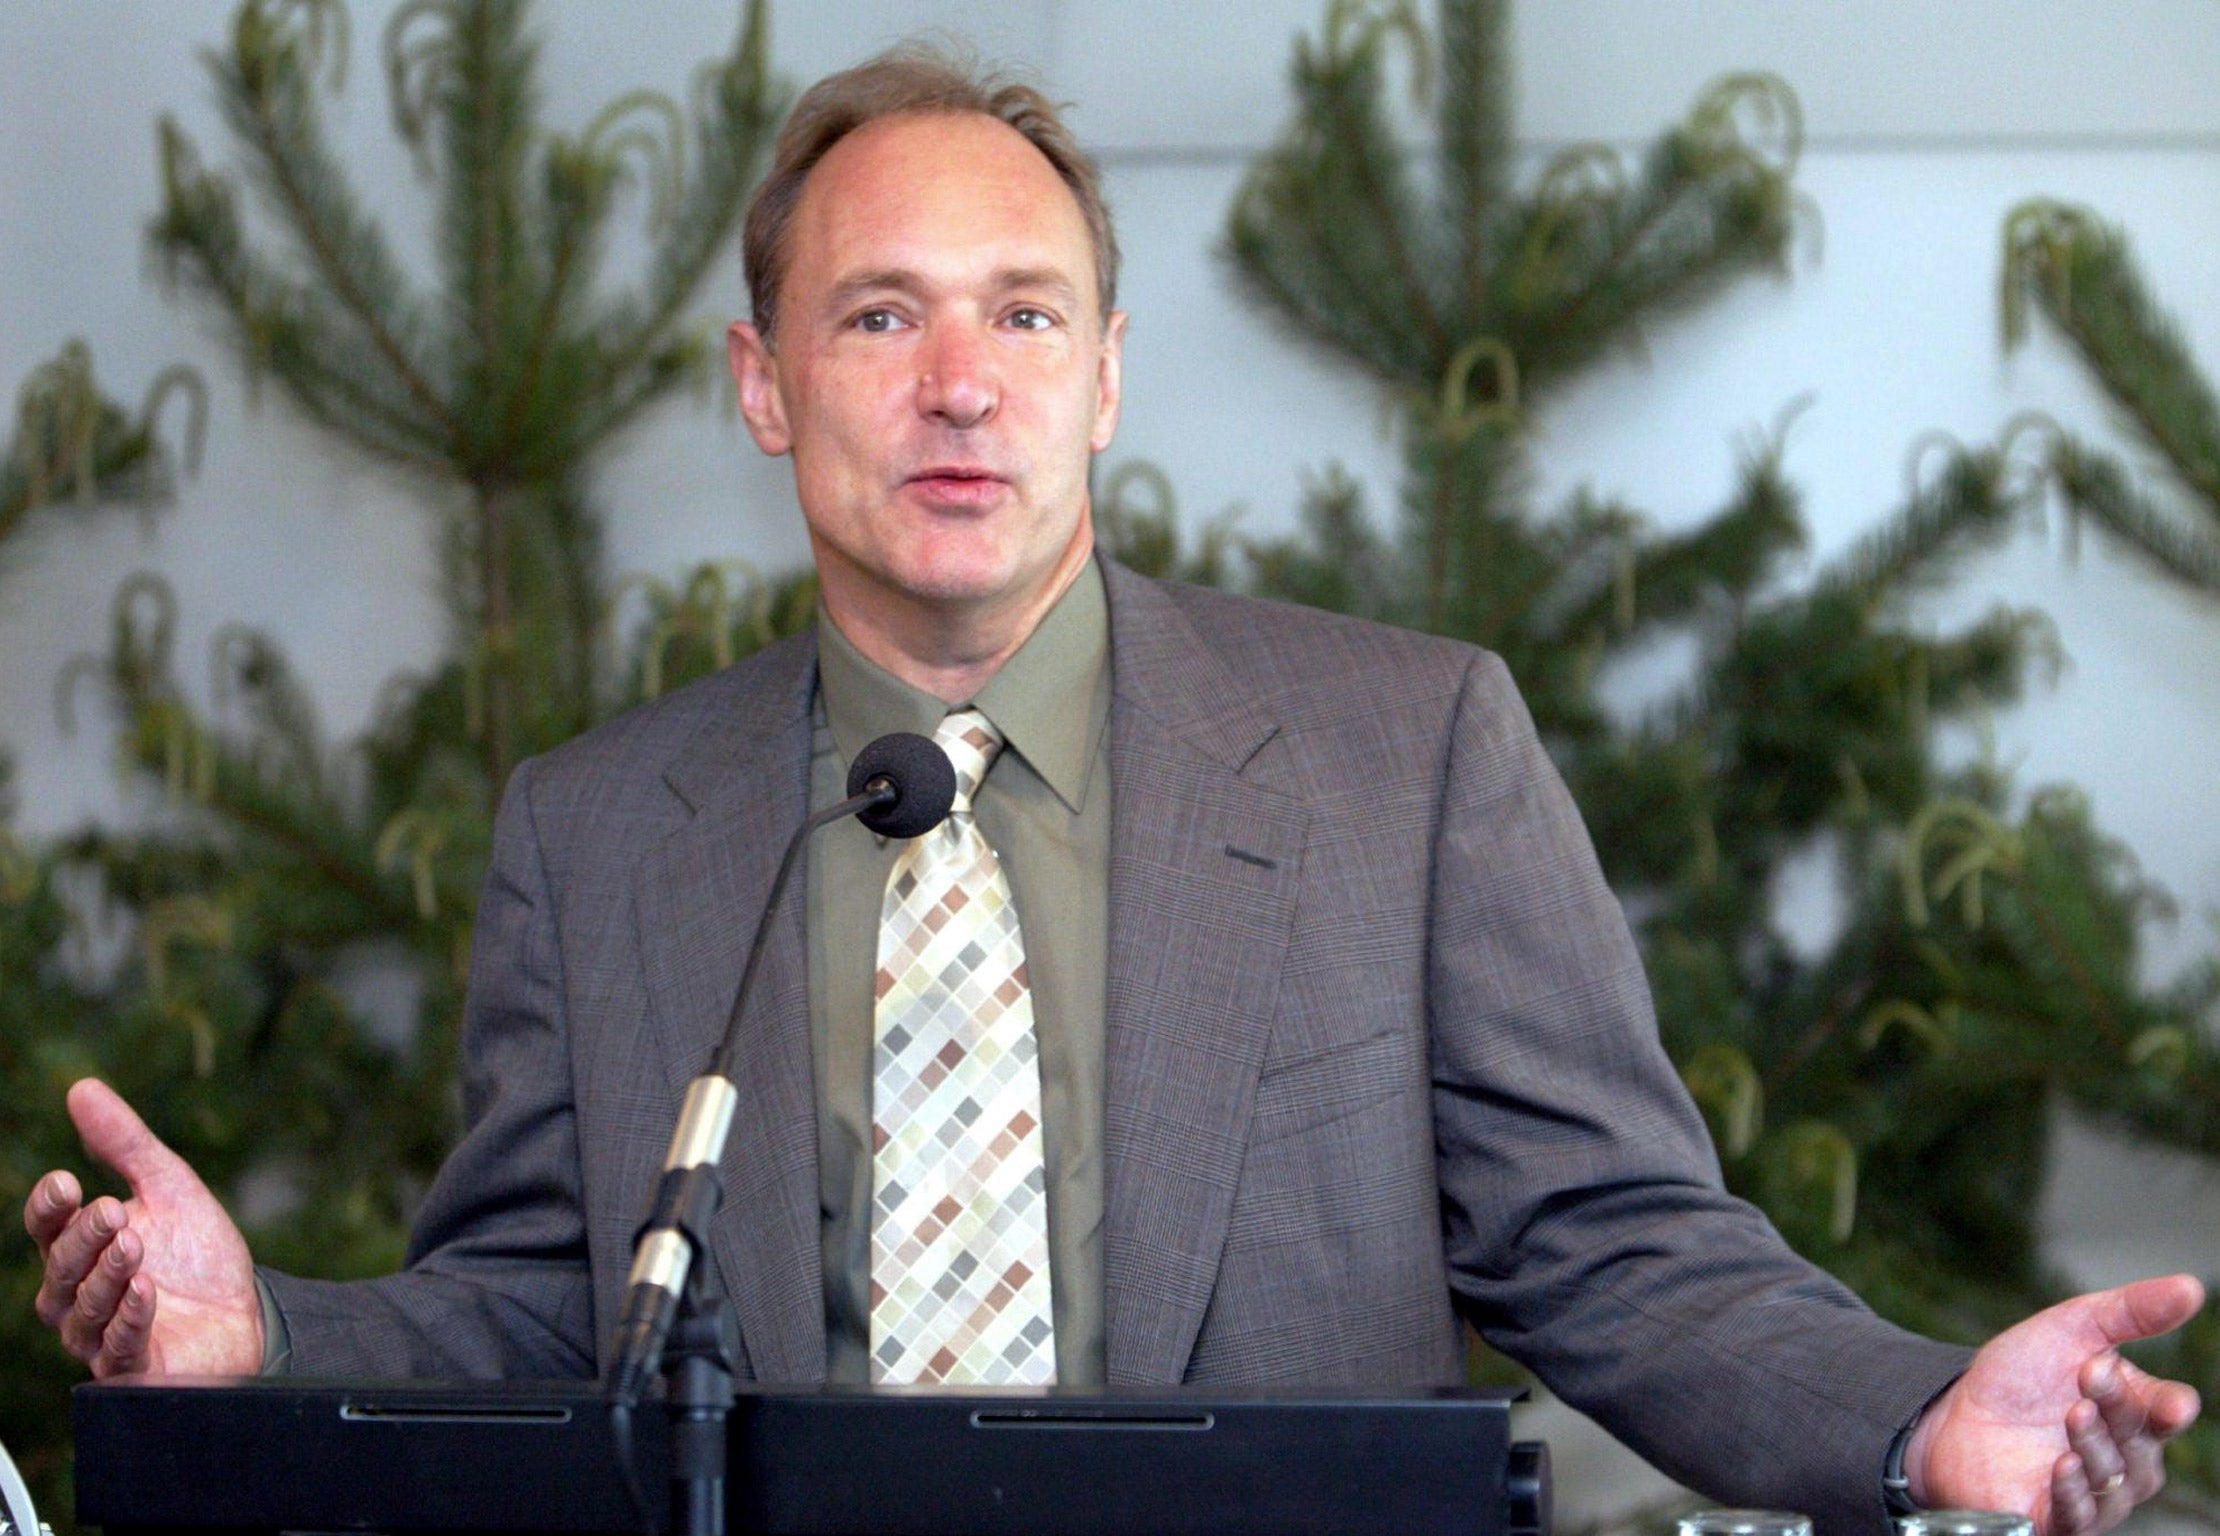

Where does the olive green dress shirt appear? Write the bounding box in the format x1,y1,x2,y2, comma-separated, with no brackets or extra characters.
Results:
806,558,1112,1386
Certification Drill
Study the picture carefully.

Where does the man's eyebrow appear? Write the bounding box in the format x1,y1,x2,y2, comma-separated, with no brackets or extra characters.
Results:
989,267,1081,303
824,268,921,308
821,266,1084,310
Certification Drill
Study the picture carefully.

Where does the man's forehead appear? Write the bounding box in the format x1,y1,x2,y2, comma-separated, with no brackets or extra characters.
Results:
791,111,1097,293
812,108,1056,189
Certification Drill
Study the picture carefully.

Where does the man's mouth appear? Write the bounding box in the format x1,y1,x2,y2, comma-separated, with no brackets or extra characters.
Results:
905,466,1008,504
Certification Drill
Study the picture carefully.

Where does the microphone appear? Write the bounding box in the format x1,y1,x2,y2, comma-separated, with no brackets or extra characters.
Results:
607,729,957,1407
849,730,958,838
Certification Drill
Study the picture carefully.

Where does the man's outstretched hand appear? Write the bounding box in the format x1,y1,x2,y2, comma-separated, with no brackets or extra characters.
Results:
1908,1274,2205,1536
23,1078,262,1378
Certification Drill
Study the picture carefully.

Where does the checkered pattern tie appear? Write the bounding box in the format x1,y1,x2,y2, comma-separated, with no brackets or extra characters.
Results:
868,709,1055,1385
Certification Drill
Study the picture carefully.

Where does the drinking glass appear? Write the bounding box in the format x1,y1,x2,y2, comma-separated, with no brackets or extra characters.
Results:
1898,1512,2035,1536
1678,1510,1814,1536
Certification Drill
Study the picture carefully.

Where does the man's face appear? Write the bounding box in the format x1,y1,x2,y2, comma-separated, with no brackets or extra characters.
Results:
728,111,1126,647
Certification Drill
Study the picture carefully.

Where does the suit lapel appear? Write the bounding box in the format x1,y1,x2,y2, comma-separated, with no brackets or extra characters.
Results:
632,631,829,1383
1098,565,1309,1385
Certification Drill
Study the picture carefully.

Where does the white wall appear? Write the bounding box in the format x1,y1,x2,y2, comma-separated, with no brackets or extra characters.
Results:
5,1,2219,1517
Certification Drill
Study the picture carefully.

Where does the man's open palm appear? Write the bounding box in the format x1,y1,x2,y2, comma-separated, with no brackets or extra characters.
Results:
25,1078,262,1378
1910,1275,2203,1536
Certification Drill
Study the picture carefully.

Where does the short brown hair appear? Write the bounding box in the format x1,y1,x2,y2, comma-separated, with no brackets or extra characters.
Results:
743,45,1120,342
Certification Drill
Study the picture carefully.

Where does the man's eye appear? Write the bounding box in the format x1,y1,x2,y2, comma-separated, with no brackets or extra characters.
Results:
1006,307,1056,331
854,309,904,333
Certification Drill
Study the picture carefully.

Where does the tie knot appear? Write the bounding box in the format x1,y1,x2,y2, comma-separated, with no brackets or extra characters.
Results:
933,709,1001,814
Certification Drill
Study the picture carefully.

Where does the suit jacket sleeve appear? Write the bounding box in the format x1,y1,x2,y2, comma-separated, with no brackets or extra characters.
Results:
263,753,598,1378
1429,651,1968,1536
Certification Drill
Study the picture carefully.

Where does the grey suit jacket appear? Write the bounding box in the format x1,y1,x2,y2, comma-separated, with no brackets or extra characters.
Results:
267,560,1969,1534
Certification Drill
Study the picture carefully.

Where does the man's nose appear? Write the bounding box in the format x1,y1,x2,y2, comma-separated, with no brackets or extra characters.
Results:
915,323,998,428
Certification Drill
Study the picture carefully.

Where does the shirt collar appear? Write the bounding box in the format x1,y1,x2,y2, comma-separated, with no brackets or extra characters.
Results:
816,557,1109,814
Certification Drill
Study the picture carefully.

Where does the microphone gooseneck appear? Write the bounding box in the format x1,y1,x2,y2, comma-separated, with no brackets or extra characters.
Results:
607,729,958,1411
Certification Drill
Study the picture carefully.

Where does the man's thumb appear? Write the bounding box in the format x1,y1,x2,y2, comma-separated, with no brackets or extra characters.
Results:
2078,1273,2206,1347
66,1078,186,1191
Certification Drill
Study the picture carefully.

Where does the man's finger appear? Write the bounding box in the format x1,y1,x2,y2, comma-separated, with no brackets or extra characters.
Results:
2082,1354,2149,1448
24,1169,83,1255
56,1214,134,1359
2067,1395,2129,1503
92,1274,156,1380
58,1272,123,1362
67,1078,187,1191
2073,1274,2206,1350
2151,1378,2202,1438
33,1195,126,1331
2115,1362,2202,1440
2051,1451,2099,1536
71,1227,141,1341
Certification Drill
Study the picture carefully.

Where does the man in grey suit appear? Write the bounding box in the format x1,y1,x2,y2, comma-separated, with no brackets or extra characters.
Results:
27,48,2203,1536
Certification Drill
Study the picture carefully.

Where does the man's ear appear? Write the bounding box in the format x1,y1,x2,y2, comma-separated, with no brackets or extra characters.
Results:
1089,309,1129,454
728,320,792,457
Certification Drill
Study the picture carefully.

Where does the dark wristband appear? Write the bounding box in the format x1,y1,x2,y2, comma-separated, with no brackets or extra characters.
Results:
1883,1422,1921,1516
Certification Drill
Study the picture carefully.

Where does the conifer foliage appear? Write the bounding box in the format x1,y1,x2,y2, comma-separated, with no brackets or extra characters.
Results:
0,341,201,557
1995,195,2220,1508
0,342,202,1524
8,0,2220,1524
149,0,788,784
1108,0,2220,1501
2,5,793,1522
2003,200,2220,600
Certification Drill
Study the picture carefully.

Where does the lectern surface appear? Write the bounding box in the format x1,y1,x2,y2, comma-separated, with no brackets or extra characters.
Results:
75,1377,1538,1536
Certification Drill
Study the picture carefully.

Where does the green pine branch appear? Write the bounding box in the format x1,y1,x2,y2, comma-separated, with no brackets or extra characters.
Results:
1434,0,1512,308
596,3,787,409
148,0,783,787
209,2,456,440
0,341,200,553
153,120,453,468
2002,200,2220,596
2044,430,2220,594
1498,75,1803,392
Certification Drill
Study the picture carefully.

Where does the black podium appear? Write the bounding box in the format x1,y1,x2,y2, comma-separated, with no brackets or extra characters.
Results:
75,1378,1548,1535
